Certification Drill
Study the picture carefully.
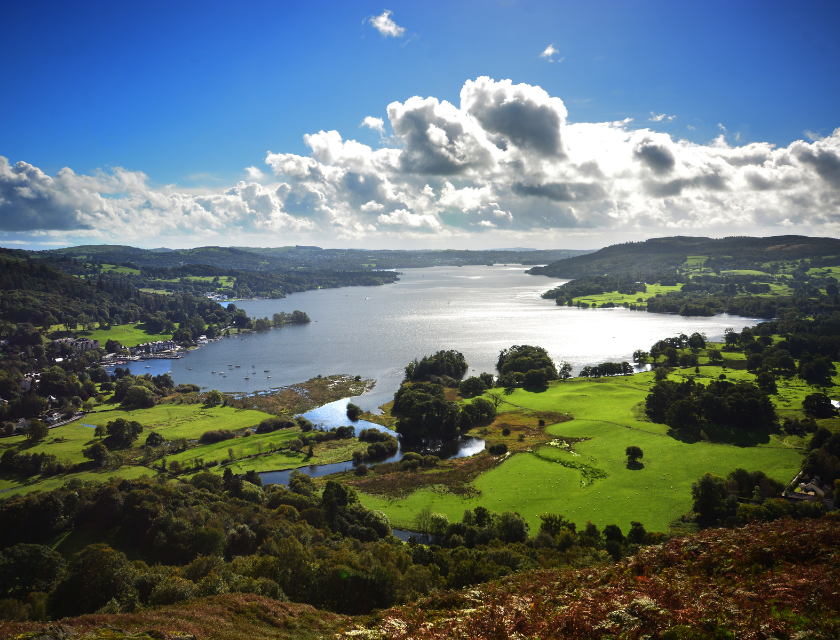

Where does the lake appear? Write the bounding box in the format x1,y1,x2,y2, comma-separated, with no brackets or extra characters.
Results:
155,265,759,411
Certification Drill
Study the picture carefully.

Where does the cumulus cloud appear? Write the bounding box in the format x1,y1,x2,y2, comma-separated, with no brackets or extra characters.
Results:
368,10,404,37
361,116,386,135
0,157,315,237
539,44,562,62
4,77,840,245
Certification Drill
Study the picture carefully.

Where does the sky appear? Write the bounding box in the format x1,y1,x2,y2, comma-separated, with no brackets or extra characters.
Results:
1,0,839,251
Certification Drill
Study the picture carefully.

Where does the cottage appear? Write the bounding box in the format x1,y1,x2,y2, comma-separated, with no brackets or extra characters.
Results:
783,471,830,504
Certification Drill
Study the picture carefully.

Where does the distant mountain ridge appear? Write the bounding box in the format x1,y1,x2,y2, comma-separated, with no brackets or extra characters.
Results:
528,235,840,279
37,245,593,272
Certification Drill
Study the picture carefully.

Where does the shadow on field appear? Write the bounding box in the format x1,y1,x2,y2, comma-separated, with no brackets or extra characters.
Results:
626,460,645,470
667,423,778,447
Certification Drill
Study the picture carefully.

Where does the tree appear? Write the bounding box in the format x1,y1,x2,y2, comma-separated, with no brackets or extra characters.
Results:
105,418,143,448
48,543,138,617
724,327,739,348
205,389,222,406
0,543,66,599
25,420,48,442
625,445,643,465
496,345,558,379
288,470,315,496
627,521,647,544
524,369,549,389
691,472,731,525
707,348,723,363
145,431,165,447
346,403,362,420
123,385,155,408
756,371,777,394
83,442,109,466
803,393,837,418
495,511,529,543
538,513,576,537
405,350,468,381
558,361,573,381
458,376,487,398
746,353,763,373
94,424,106,439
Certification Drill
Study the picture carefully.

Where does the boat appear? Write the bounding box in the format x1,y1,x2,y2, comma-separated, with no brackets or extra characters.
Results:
244,377,250,380
264,369,270,372
212,371,216,373
145,365,150,368
235,365,241,368
267,376,271,379
186,367,192,370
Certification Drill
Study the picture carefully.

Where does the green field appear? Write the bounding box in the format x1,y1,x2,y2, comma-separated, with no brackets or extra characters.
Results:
683,255,708,268
0,465,150,498
573,284,682,306
360,373,804,534
78,403,270,440
84,322,178,347
99,263,141,275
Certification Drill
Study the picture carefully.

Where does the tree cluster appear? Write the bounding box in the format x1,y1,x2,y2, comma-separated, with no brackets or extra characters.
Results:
646,378,778,434
404,350,469,383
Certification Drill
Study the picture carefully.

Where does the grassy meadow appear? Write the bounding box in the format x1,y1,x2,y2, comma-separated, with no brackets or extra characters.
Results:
360,357,820,535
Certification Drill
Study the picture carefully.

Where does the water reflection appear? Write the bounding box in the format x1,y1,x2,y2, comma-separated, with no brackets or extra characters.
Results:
258,397,485,486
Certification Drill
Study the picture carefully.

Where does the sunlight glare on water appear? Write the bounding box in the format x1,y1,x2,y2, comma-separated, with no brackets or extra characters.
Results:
168,265,761,410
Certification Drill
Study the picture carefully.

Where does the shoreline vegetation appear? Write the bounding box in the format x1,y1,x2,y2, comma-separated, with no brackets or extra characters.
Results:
2,236,840,636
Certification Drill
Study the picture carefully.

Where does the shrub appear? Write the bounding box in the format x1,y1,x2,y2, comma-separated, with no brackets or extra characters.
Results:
199,429,235,444
346,403,362,420
488,443,508,455
256,417,296,433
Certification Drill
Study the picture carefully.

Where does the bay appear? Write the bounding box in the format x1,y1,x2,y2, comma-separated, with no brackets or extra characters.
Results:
167,265,761,411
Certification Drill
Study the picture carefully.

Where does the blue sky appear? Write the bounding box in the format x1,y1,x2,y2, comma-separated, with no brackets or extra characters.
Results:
1,0,839,250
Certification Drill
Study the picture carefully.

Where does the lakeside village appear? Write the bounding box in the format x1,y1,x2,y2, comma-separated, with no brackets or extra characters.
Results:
1,334,202,434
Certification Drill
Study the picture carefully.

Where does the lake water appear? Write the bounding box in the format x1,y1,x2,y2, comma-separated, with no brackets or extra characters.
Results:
163,265,760,411
258,398,485,486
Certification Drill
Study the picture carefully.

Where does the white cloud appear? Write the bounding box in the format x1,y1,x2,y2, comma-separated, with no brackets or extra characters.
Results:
718,123,727,133
687,125,696,130
245,166,265,181
805,130,824,141
649,112,676,122
368,10,404,37
540,44,562,62
361,116,386,135
378,208,441,230
361,200,385,212
4,77,840,246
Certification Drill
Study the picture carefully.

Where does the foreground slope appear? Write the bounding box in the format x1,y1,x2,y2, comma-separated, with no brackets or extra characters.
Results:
348,516,840,639
6,517,838,640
